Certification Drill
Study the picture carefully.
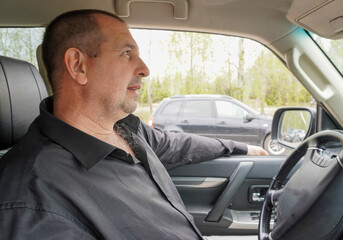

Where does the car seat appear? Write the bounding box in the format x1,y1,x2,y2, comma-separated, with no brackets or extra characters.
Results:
0,55,48,155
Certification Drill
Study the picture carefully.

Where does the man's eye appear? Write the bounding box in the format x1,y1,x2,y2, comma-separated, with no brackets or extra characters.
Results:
123,50,131,56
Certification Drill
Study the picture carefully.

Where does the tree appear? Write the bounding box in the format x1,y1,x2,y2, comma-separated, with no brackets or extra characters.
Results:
246,49,311,111
167,31,214,95
236,38,245,101
214,37,235,96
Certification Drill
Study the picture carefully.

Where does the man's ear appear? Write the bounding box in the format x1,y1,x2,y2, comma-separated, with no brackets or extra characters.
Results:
64,48,88,85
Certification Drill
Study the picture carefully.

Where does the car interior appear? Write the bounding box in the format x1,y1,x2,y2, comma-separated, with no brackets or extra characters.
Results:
1,0,343,239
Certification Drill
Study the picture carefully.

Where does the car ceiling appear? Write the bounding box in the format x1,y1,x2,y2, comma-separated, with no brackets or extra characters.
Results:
2,0,342,42
0,0,302,46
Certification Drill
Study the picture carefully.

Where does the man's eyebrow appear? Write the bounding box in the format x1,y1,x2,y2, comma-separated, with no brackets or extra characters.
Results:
124,43,137,50
124,43,141,55
113,41,139,54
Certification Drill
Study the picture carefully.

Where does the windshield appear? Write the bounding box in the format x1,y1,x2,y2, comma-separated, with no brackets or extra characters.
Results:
310,32,343,76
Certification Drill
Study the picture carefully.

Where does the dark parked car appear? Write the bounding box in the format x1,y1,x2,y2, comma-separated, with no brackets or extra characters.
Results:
149,95,284,155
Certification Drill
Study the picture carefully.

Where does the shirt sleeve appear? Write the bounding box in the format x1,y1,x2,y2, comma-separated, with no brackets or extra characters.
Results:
0,207,98,240
138,121,248,170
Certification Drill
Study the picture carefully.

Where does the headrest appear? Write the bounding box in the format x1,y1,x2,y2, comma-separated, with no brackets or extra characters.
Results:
0,56,48,150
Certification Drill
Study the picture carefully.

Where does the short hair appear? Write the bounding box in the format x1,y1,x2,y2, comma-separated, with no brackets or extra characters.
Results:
42,9,124,96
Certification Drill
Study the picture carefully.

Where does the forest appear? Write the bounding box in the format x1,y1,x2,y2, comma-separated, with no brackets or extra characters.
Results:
2,28,342,118
132,30,313,114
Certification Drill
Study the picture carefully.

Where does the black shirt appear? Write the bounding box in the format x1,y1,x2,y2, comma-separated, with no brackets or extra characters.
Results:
0,97,247,240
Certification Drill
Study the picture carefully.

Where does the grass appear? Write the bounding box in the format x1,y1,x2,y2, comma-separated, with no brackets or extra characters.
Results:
133,103,158,124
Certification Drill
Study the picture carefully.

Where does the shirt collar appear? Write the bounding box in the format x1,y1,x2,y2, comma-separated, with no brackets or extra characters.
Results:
117,112,141,134
38,97,141,170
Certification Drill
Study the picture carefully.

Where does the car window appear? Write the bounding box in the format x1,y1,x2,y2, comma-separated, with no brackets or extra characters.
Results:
215,100,247,118
0,27,313,156
161,101,182,116
310,33,343,76
181,100,212,118
0,28,44,68
131,29,313,156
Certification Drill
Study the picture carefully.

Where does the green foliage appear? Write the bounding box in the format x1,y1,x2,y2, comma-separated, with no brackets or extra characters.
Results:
164,31,214,96
1,28,314,111
138,30,312,114
246,49,311,108
139,77,171,103
318,38,343,73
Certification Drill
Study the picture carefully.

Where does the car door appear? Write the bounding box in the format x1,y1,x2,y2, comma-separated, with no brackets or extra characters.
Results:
154,100,183,132
168,155,286,236
168,105,337,237
215,100,260,145
177,99,216,138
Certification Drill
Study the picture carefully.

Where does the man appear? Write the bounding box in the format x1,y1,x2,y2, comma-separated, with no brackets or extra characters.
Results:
0,9,267,239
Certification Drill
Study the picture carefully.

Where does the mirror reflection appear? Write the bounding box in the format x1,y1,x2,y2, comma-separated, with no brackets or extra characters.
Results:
279,110,311,146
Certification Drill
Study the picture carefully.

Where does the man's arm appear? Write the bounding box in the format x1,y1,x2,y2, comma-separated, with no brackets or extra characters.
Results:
138,122,267,170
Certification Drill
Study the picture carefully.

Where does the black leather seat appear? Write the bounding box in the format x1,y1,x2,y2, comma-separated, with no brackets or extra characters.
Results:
0,56,48,153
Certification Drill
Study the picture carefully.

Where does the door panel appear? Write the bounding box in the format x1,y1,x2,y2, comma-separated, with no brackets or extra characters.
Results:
168,156,288,236
215,118,260,144
154,100,183,131
214,100,260,144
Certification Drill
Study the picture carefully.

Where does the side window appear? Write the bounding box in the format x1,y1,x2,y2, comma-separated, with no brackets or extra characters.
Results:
0,28,45,68
181,100,212,118
161,101,182,116
215,101,247,118
131,30,313,155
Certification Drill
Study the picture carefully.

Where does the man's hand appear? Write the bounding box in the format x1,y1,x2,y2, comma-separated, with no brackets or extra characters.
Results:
247,145,269,155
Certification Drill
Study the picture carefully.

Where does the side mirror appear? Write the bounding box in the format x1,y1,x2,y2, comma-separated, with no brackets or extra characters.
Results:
271,107,316,149
243,113,254,123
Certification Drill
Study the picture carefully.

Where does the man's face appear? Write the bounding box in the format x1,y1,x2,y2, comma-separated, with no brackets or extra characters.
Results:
85,14,149,121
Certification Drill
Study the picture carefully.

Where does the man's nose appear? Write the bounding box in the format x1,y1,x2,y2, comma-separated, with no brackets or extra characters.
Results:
135,57,150,78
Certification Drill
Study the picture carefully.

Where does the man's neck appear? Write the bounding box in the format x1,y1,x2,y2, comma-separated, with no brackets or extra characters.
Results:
54,107,135,156
53,101,134,155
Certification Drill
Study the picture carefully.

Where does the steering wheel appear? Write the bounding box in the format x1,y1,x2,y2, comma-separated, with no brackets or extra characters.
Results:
259,130,343,240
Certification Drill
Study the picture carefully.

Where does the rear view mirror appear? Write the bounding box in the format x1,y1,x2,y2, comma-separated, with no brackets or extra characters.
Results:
271,107,316,149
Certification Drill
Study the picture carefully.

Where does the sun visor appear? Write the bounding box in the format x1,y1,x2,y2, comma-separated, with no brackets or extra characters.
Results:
287,0,343,39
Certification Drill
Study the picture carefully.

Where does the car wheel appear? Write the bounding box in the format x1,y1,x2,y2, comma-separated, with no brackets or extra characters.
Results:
263,133,285,155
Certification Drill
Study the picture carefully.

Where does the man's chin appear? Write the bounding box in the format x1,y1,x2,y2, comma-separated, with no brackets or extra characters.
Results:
121,101,137,115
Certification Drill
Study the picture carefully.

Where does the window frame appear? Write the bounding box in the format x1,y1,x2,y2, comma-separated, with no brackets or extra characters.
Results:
214,100,249,120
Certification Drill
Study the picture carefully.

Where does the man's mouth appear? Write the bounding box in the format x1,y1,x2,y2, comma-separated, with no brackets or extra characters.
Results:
127,84,141,95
